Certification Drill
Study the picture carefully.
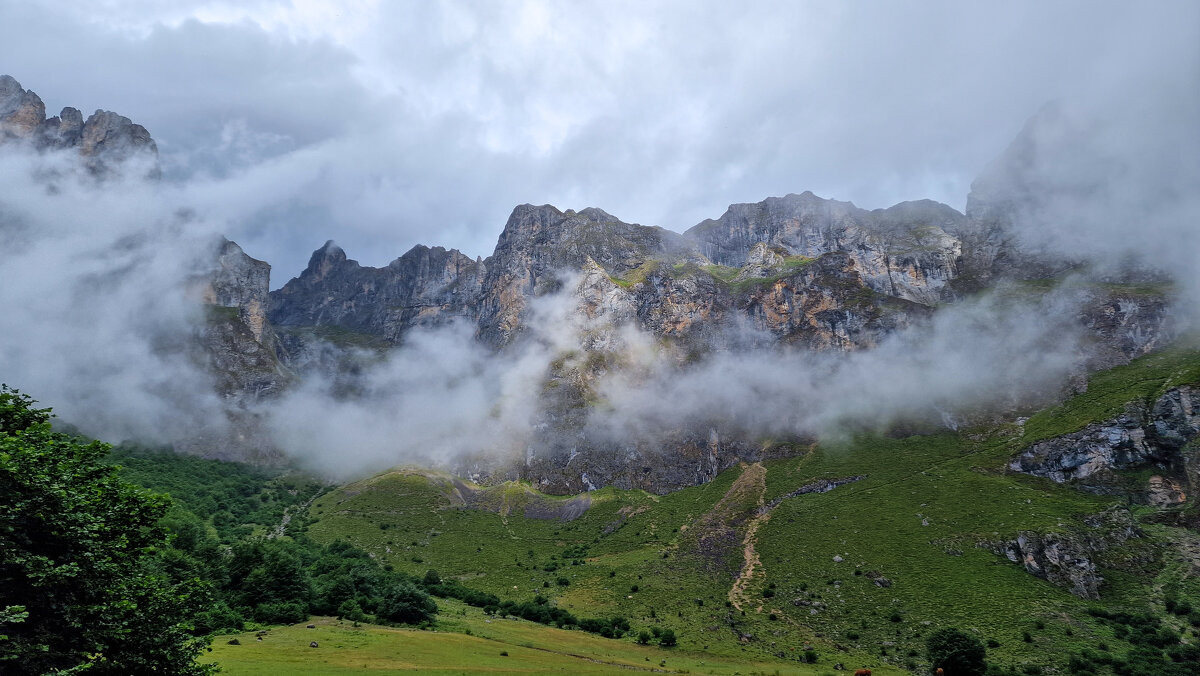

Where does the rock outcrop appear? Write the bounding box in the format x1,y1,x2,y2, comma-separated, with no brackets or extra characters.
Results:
269,241,484,344
1011,386,1200,501
685,192,964,305
191,238,288,403
475,205,706,346
980,506,1146,599
0,75,158,177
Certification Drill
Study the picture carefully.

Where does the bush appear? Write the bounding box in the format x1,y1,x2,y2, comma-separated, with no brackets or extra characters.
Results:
377,582,437,625
637,630,651,645
659,628,677,647
337,599,367,623
927,627,988,676
253,602,309,625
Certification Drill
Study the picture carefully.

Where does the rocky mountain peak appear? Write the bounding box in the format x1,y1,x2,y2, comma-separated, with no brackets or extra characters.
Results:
685,191,964,304
0,75,159,178
303,240,350,282
0,75,46,140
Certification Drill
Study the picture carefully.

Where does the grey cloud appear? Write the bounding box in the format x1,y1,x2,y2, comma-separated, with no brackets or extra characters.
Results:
7,1,1197,286
0,1,1197,481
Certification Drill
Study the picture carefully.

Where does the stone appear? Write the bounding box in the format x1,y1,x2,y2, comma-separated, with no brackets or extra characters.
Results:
0,75,159,177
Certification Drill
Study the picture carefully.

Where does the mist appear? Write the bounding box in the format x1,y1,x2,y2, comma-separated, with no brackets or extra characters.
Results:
1,85,1196,482
0,147,230,445
0,0,1196,482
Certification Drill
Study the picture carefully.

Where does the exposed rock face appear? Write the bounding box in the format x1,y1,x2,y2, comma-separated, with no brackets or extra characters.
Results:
1010,386,1200,500
0,75,158,177
741,252,927,349
191,238,288,403
686,193,964,305
1080,287,1178,370
269,241,484,344
475,205,705,346
202,239,272,342
980,506,1145,599
0,75,46,140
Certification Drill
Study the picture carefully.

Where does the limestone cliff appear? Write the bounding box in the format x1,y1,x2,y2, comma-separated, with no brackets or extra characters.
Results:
685,192,964,305
475,205,706,345
269,241,484,344
0,75,159,178
191,237,288,403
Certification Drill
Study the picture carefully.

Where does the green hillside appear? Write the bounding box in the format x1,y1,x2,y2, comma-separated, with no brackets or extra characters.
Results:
297,344,1200,675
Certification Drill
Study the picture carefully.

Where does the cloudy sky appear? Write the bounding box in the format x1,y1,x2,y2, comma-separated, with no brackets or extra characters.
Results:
2,0,1196,283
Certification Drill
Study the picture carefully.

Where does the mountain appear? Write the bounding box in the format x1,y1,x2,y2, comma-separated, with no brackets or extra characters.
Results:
0,73,1183,494
245,123,1177,491
0,75,159,177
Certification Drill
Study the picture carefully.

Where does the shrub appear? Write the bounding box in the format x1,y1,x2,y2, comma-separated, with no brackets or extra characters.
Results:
377,582,437,625
926,627,988,676
659,628,677,647
253,602,308,625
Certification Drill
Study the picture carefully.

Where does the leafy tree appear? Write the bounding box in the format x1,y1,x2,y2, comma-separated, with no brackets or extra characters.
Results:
659,628,678,647
926,627,988,676
378,581,437,625
0,386,215,675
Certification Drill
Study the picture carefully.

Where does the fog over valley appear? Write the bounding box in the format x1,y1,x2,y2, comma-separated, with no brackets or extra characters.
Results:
0,0,1197,488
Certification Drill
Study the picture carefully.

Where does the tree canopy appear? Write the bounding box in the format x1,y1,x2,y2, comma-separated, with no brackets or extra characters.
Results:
926,627,988,676
0,385,215,675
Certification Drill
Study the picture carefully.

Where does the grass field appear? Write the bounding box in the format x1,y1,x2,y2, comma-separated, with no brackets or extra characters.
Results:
190,343,1200,674
295,345,1200,674
209,602,895,675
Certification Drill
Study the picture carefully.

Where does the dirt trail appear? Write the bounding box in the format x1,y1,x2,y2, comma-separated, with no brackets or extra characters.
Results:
727,463,768,611
726,468,868,611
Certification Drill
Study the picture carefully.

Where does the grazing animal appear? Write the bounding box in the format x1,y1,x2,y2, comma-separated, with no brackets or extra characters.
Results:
854,670,872,676
937,670,944,676
309,641,319,648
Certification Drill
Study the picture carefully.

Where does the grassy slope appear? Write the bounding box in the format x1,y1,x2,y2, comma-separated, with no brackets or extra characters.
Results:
210,602,884,675
225,345,1200,674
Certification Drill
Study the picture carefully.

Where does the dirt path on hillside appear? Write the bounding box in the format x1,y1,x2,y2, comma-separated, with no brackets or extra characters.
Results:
726,463,768,611
726,468,868,611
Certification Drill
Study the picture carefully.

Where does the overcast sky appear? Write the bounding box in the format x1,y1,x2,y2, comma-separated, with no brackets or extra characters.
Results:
2,0,1196,284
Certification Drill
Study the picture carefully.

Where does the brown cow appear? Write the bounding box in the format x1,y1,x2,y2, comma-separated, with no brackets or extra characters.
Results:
936,669,944,676
853,670,871,676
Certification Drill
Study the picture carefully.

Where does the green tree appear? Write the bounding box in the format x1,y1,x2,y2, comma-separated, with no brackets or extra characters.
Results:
0,386,215,675
378,581,437,625
659,628,678,647
926,627,988,676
